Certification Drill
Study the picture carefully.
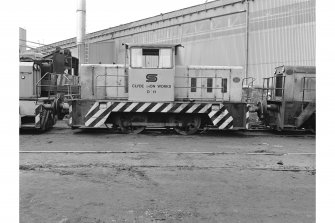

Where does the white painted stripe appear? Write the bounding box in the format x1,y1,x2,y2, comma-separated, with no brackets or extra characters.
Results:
246,111,250,129
149,103,163,112
85,102,112,127
161,103,173,113
112,102,127,112
94,112,111,127
219,116,233,129
212,110,228,125
229,124,234,129
186,104,200,113
208,111,217,118
85,118,96,127
85,102,99,117
35,114,40,124
199,104,212,113
124,102,138,112
85,108,106,126
174,103,188,113
137,103,151,112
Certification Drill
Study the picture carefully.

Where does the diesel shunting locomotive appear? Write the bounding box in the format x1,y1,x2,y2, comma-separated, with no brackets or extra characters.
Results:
67,43,250,135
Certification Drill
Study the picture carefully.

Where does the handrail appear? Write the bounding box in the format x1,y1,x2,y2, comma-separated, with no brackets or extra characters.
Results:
174,76,227,101
242,77,256,102
95,74,229,101
242,77,255,88
35,72,80,101
95,74,129,98
35,72,53,101
94,73,248,101
261,75,286,101
262,77,273,101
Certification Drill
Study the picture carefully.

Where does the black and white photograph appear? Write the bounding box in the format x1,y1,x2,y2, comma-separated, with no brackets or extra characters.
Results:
3,0,333,222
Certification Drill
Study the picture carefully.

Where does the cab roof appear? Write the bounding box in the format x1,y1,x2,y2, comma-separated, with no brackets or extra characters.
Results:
122,43,182,48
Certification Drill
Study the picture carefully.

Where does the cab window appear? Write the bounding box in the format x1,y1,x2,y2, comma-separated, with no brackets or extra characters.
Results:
130,48,172,68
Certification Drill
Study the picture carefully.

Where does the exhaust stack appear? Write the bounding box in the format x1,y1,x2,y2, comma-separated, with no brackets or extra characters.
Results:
77,0,86,65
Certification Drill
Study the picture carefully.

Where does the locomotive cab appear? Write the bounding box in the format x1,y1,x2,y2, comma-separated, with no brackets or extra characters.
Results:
127,44,177,102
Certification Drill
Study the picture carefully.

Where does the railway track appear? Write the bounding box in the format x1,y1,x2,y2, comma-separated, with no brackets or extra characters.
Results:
19,150,315,156
20,126,316,137
19,163,316,173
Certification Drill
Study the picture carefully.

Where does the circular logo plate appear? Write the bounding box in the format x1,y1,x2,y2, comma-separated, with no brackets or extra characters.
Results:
233,77,240,83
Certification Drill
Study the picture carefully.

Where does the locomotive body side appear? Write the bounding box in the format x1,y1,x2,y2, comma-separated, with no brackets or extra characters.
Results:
68,44,249,134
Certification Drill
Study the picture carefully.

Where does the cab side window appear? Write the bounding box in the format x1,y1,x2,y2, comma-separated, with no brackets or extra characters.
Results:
159,49,172,68
131,48,142,68
143,49,159,68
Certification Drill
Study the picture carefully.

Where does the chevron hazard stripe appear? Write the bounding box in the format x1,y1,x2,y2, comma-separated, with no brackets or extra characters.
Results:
208,106,234,130
245,104,251,129
35,104,42,128
68,104,73,126
246,111,250,129
83,102,233,129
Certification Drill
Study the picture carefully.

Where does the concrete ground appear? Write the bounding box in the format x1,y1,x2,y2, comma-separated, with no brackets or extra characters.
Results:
20,121,315,223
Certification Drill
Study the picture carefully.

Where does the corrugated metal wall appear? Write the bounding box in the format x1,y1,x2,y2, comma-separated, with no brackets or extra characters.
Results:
37,0,315,86
87,41,115,64
110,0,315,86
248,0,316,84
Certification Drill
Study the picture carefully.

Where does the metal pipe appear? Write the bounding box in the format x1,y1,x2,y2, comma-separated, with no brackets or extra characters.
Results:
76,0,86,45
77,0,86,66
244,0,250,79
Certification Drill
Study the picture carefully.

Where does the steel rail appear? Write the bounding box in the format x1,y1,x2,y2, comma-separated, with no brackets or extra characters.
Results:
19,151,315,156
19,128,316,137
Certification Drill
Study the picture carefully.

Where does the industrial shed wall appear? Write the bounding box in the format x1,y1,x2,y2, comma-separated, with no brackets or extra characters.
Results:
38,0,315,86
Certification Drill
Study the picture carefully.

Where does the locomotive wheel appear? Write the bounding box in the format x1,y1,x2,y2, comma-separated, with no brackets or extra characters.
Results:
174,115,201,135
118,114,147,134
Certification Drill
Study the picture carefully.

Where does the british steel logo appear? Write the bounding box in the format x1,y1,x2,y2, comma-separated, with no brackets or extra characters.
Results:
146,74,158,82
